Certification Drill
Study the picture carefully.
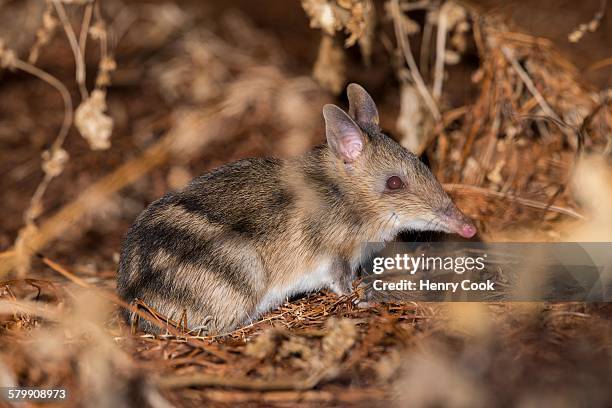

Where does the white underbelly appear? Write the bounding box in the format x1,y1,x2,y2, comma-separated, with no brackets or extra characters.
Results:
255,258,334,316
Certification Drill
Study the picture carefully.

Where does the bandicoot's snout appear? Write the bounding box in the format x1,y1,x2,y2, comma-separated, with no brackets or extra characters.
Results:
458,222,477,238
438,204,477,238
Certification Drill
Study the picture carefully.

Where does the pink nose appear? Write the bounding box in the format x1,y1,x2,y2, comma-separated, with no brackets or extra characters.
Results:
460,224,477,238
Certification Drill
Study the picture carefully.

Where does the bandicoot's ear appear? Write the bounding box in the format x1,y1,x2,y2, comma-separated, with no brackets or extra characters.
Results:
323,104,365,163
347,83,379,128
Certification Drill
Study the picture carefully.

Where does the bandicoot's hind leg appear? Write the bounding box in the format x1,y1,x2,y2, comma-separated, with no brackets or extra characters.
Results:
329,258,355,296
162,235,269,334
121,215,268,334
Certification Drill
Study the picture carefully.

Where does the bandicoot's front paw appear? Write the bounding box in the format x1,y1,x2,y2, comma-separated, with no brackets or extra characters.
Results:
352,279,377,308
330,283,374,308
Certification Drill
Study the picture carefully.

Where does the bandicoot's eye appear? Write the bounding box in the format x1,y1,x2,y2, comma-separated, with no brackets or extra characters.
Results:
386,175,404,190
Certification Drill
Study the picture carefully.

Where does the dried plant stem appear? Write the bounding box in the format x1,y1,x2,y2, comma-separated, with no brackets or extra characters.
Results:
0,299,63,321
79,2,94,63
390,0,440,120
419,11,434,80
24,175,53,224
444,183,585,219
432,3,449,100
53,0,88,100
27,1,57,65
8,2,112,276
7,57,74,276
11,59,72,154
40,255,93,289
586,56,612,73
206,310,290,339
93,1,110,88
500,46,578,140
500,46,558,121
2,19,80,276
568,0,607,42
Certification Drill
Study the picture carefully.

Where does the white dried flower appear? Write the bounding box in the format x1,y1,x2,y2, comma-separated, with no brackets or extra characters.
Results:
302,0,339,36
319,3,337,34
75,89,113,150
443,1,467,29
444,49,461,65
41,148,69,177
89,21,106,41
568,29,584,43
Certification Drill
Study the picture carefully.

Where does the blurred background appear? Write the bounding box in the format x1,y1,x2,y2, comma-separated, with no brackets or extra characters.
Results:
0,1,611,407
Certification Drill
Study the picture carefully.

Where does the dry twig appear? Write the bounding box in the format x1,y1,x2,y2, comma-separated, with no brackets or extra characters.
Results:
444,183,585,220
390,0,440,120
